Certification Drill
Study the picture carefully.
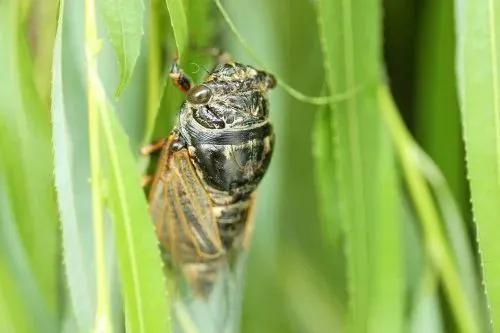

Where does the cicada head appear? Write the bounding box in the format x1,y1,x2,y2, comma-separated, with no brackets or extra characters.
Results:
184,63,276,130
178,62,275,195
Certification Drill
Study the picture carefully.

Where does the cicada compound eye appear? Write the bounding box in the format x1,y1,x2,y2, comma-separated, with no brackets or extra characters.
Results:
187,85,212,104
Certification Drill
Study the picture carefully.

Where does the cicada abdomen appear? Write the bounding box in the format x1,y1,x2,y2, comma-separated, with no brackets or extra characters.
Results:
148,62,275,297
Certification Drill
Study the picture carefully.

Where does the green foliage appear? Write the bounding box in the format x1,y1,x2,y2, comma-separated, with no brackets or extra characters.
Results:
164,0,188,62
0,0,499,332
0,0,59,331
52,1,96,330
100,98,170,333
317,0,403,331
101,0,144,96
456,0,500,327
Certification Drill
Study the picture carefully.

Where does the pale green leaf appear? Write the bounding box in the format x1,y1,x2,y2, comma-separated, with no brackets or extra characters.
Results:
165,0,188,62
51,0,96,331
101,0,144,96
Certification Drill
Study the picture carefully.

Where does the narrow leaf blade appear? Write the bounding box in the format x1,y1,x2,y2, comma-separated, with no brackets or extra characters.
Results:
99,102,170,333
455,0,500,327
51,0,96,330
0,0,60,326
316,0,403,331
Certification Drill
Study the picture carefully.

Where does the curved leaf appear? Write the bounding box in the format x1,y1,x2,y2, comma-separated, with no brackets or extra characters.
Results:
165,0,188,62
101,0,144,96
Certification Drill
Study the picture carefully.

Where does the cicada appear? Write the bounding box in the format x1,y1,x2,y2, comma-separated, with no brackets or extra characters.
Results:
147,61,276,296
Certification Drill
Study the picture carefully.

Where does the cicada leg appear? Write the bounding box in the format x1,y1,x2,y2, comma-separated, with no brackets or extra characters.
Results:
140,138,167,155
141,175,154,188
169,59,192,93
241,195,256,250
140,137,169,188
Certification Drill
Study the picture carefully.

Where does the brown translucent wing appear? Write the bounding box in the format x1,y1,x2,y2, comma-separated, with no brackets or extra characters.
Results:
149,134,224,266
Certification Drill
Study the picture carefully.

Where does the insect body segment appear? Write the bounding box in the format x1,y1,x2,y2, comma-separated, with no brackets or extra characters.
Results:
149,61,275,296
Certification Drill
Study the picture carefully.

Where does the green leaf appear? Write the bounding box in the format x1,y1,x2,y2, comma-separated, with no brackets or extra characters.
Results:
409,268,444,333
0,0,60,323
101,0,144,96
312,107,348,314
415,147,489,329
378,86,480,333
99,100,170,333
0,258,34,333
413,1,488,325
164,0,188,62
51,0,96,331
367,134,404,333
455,0,500,328
316,0,402,331
312,108,340,244
0,178,56,333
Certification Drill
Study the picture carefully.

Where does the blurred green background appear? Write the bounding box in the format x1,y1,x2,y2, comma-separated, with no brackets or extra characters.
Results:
1,0,499,332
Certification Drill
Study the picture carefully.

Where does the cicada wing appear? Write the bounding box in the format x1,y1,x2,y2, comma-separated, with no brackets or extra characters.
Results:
241,195,256,250
148,134,225,295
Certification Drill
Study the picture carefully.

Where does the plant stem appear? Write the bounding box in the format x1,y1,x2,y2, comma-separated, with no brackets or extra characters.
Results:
144,0,160,146
84,0,112,331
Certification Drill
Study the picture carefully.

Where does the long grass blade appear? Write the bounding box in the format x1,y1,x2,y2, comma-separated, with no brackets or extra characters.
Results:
415,147,488,328
378,85,479,333
455,0,500,328
144,0,162,146
414,0,466,208
85,0,113,329
52,0,96,330
99,98,171,333
0,0,60,323
316,0,402,331
85,0,171,330
312,108,340,244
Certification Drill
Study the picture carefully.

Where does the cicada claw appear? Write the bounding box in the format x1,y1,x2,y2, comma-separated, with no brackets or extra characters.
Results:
140,138,166,155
